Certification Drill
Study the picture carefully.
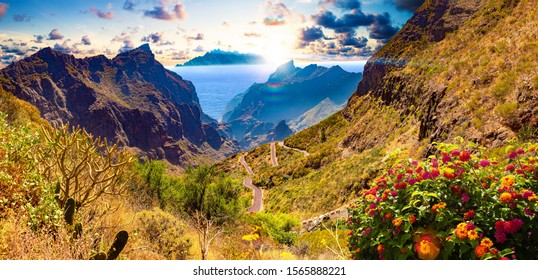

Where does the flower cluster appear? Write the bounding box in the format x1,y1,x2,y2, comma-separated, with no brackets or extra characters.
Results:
348,140,538,260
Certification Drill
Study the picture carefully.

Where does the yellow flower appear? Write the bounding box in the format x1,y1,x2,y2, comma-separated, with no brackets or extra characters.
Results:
468,230,479,240
432,202,447,212
365,194,376,201
480,237,493,248
501,175,515,187
454,223,468,239
500,192,513,203
392,218,402,227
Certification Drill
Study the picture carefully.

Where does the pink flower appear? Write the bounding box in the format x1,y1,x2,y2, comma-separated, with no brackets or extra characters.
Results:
525,208,535,217
431,168,440,178
506,164,515,172
451,150,461,157
459,151,471,162
431,158,439,168
442,153,451,164
508,151,518,159
495,231,507,243
516,148,525,155
467,222,477,231
479,159,491,167
462,193,470,203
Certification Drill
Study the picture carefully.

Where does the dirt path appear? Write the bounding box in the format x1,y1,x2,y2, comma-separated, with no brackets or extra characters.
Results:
277,141,309,156
270,142,278,167
239,155,262,212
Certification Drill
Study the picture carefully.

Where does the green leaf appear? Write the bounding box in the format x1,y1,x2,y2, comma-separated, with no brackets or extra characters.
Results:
426,193,440,200
499,248,515,257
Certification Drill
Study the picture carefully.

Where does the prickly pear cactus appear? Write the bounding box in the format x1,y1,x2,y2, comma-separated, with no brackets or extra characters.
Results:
106,230,129,260
64,197,75,226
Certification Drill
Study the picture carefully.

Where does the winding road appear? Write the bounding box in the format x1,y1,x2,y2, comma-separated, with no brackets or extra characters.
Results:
239,155,263,213
240,142,350,230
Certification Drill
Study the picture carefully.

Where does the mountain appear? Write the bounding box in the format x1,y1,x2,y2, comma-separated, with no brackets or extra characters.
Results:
288,98,344,132
0,44,237,166
177,49,266,66
223,61,362,149
220,0,538,220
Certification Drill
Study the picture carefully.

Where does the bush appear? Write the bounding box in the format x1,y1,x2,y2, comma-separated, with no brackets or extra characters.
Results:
348,140,538,260
247,213,300,245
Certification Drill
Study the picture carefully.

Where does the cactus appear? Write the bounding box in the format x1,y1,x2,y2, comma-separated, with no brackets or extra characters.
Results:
54,181,61,205
106,230,129,260
73,222,83,239
64,197,75,226
89,252,107,260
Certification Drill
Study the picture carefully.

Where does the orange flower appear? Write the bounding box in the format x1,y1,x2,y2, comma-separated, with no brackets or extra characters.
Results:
365,194,376,201
355,248,361,253
468,230,479,240
432,202,447,212
475,245,489,259
377,244,385,254
454,223,468,239
501,175,515,187
409,215,417,224
392,218,402,227
414,236,440,260
500,192,513,203
480,237,493,248
384,212,393,219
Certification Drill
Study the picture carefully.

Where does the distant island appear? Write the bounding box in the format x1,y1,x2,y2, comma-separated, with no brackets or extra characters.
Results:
177,49,266,66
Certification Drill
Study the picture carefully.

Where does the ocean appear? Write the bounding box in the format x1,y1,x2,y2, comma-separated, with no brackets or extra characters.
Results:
167,61,366,121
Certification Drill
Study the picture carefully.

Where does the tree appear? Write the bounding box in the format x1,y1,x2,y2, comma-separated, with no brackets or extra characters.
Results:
179,166,242,260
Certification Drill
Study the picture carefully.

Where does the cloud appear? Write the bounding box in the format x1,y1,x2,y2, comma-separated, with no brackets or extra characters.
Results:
141,32,163,43
387,0,425,12
368,13,398,43
48,29,64,40
81,35,91,45
170,50,189,60
52,41,74,53
123,0,136,11
112,32,134,53
0,2,8,18
33,35,44,43
299,26,324,42
0,45,26,55
263,1,291,26
321,0,361,10
339,32,368,48
187,33,204,40
313,10,375,33
13,14,31,22
244,32,262,38
89,7,115,19
193,45,204,52
143,3,186,21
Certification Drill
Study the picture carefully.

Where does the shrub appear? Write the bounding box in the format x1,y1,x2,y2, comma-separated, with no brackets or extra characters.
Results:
247,213,300,245
348,140,538,260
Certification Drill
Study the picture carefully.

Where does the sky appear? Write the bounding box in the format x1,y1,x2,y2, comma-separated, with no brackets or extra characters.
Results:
0,0,424,66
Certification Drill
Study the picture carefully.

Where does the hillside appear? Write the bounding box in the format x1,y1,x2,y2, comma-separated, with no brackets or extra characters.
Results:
221,0,538,223
288,98,344,132
178,49,266,66
223,61,362,149
0,44,237,166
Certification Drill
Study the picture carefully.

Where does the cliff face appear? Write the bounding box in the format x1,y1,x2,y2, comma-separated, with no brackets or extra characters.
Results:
341,0,537,155
0,44,237,165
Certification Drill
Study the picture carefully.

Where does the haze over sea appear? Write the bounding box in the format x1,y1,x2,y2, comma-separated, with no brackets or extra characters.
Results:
168,61,366,121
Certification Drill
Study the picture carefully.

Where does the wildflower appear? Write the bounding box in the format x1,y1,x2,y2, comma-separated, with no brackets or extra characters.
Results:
499,257,510,260
494,231,507,243
392,218,402,227
462,193,469,203
451,150,461,157
466,222,477,231
508,151,518,159
479,159,491,167
444,170,455,180
463,210,475,220
459,151,471,162
525,207,535,217
414,236,440,260
442,153,451,164
409,215,417,224
475,245,489,259
377,244,385,254
431,168,440,178
505,219,523,234
489,248,499,255
432,202,447,212
365,194,376,201
454,223,468,239
468,230,479,240
384,212,393,219
500,192,513,203
506,164,515,172
501,175,515,187
431,158,439,168
481,238,493,248
516,148,525,155
355,248,361,253
369,210,377,217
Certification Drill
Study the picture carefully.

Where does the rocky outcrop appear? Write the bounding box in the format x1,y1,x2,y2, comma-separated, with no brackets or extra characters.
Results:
178,49,266,66
0,44,236,165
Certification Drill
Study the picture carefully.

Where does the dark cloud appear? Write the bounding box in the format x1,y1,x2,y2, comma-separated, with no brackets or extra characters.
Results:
52,41,73,53
263,1,291,26
48,29,64,40
141,32,163,44
368,13,398,43
143,4,186,21
81,35,91,45
33,35,44,43
0,3,8,18
123,0,136,11
340,33,368,48
89,7,115,19
170,50,189,60
313,10,375,33
388,0,425,12
0,45,26,55
13,14,31,22
300,26,324,42
112,32,134,53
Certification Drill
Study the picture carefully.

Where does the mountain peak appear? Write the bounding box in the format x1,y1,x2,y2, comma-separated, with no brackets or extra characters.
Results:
137,43,152,53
